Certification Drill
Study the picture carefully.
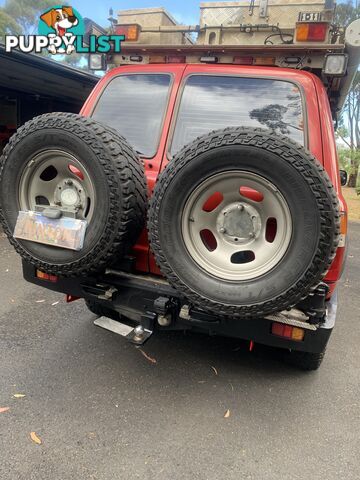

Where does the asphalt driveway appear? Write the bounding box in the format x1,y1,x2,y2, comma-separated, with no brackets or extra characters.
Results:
0,223,359,480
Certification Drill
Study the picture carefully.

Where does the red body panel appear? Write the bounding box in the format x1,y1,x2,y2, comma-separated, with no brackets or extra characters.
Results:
80,64,347,291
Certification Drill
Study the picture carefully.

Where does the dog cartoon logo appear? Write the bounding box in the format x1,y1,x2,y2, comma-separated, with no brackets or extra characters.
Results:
38,5,84,55
6,5,123,58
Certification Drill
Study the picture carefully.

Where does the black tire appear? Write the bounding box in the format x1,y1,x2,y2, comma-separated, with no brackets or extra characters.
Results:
148,127,340,319
0,113,147,276
282,349,326,371
85,299,119,320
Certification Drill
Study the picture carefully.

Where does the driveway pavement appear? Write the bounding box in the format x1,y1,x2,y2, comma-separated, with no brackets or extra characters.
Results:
0,223,359,480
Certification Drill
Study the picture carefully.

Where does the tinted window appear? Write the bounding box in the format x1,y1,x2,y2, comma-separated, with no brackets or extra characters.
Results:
92,74,171,157
171,75,304,156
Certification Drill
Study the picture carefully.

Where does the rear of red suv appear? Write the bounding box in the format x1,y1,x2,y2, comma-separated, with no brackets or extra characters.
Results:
0,62,347,370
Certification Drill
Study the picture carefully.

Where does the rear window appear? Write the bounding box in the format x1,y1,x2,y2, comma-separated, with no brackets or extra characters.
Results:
92,74,171,157
170,75,305,156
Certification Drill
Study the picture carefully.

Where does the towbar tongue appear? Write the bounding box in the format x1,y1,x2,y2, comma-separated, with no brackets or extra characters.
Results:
94,317,153,345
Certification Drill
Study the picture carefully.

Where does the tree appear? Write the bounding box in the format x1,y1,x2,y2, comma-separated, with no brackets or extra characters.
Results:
0,9,22,36
0,0,58,38
334,0,360,28
334,1,360,188
249,104,289,134
60,52,89,70
337,72,360,187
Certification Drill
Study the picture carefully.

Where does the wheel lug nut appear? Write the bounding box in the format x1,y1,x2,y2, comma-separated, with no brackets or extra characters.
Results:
238,204,244,211
65,180,73,186
220,227,226,233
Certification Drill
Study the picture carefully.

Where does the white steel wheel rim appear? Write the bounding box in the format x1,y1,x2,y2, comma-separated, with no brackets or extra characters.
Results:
181,171,293,281
18,150,96,222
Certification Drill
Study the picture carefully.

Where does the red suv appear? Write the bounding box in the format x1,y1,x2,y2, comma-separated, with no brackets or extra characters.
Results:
0,63,347,370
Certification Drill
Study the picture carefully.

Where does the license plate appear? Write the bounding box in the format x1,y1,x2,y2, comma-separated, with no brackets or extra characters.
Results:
14,211,87,251
298,11,323,22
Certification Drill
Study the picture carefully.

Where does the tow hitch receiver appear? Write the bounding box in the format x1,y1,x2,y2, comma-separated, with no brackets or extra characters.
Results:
94,317,153,345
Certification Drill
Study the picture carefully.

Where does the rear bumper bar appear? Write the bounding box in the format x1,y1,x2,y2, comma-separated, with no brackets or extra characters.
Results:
23,261,337,354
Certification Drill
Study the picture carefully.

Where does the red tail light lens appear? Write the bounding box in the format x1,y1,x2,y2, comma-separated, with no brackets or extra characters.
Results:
271,323,305,341
36,270,58,283
296,22,328,42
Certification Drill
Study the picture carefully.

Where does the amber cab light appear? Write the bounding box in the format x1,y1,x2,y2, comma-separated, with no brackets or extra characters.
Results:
114,24,141,41
272,323,305,342
253,57,276,66
296,22,328,42
36,270,58,283
340,211,347,236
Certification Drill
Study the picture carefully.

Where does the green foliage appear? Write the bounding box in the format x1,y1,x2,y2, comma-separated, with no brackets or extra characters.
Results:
337,147,360,186
59,52,89,70
0,9,22,36
335,1,360,188
334,0,360,27
337,147,352,173
0,0,58,37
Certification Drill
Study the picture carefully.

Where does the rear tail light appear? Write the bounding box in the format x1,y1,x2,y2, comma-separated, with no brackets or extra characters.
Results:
114,24,141,41
340,211,347,238
296,22,328,42
272,323,305,341
36,270,58,283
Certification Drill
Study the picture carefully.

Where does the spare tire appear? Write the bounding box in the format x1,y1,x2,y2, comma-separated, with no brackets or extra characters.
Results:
0,112,147,276
148,127,340,319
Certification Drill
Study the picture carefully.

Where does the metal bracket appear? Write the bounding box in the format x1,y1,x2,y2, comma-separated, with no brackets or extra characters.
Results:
259,0,268,18
97,285,118,301
265,309,316,331
35,205,77,219
154,296,171,315
297,283,330,325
